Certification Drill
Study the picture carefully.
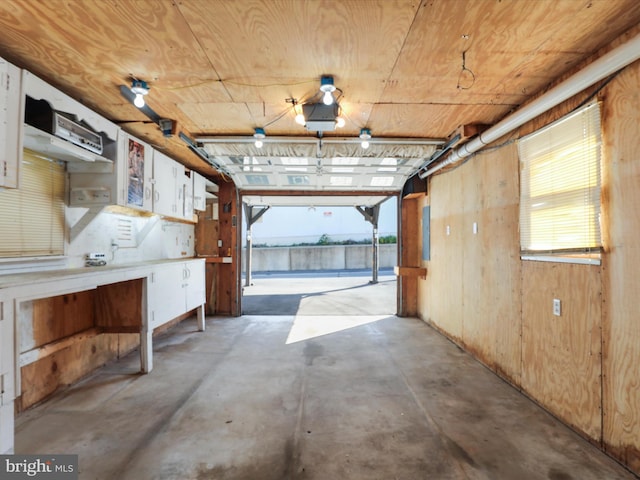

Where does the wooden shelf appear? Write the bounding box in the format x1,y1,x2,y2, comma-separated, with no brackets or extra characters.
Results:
201,256,232,264
394,266,427,279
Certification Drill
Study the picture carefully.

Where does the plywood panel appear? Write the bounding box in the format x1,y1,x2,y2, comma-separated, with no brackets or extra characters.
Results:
521,261,602,441
30,292,95,350
94,279,143,329
398,196,420,316
19,333,120,410
425,170,463,342
601,61,640,471
479,144,522,384
460,154,488,362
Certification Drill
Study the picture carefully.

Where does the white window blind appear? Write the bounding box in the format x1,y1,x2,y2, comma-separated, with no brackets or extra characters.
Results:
518,102,602,254
0,150,65,257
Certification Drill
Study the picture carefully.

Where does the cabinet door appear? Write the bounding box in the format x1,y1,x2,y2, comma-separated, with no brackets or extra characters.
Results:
0,58,20,188
121,134,153,211
152,151,178,217
185,260,205,311
193,172,207,211
149,263,185,328
182,173,194,220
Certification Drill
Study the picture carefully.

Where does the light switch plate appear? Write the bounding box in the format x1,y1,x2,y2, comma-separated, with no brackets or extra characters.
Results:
553,298,561,316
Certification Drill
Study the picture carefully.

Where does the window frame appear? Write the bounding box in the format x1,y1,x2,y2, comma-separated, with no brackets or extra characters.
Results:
518,102,603,265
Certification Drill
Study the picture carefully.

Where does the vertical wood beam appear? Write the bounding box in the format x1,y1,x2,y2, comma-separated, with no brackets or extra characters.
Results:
216,182,240,316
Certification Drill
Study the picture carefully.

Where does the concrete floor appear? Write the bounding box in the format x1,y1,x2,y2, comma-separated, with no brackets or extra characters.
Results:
15,273,637,479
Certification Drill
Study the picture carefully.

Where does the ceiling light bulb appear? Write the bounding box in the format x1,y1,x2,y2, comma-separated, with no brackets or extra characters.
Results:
130,79,149,109
336,116,345,128
359,128,371,149
254,127,265,148
319,75,336,106
133,93,145,108
295,112,306,125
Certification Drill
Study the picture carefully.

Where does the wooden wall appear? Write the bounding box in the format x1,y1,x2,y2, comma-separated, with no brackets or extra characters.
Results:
601,60,640,471
398,195,421,316
19,290,138,410
423,144,521,382
216,181,240,316
415,36,640,474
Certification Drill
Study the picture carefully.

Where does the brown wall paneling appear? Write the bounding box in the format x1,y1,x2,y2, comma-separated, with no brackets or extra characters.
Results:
399,195,421,316
196,201,221,315
601,61,640,470
479,145,522,384
216,181,239,315
424,170,463,342
416,194,429,317
521,261,602,441
19,334,120,410
29,291,95,349
460,156,485,361
94,279,143,330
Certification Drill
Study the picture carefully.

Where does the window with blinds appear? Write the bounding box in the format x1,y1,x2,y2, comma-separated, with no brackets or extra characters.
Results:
0,150,65,257
518,102,602,256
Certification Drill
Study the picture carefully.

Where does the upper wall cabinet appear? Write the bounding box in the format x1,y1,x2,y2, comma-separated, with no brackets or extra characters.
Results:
0,57,21,188
193,172,207,212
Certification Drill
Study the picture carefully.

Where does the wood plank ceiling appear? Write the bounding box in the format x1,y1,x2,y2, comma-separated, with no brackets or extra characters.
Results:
0,0,639,194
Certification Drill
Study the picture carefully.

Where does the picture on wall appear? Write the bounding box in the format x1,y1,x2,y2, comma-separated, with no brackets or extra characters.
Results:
127,139,144,206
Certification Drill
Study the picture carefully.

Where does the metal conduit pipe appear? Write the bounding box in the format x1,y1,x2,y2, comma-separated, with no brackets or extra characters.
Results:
419,32,640,179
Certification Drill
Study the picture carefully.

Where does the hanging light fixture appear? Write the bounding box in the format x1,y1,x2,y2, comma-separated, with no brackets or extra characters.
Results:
254,127,265,148
320,75,336,105
131,79,149,108
359,128,371,149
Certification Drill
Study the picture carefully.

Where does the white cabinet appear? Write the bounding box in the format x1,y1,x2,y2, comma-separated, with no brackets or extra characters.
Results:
184,260,205,311
0,57,21,188
0,298,15,454
149,259,205,329
193,172,207,212
152,150,195,220
152,150,181,217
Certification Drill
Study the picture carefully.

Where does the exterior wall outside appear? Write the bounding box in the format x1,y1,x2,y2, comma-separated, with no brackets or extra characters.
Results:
244,244,397,272
415,33,640,475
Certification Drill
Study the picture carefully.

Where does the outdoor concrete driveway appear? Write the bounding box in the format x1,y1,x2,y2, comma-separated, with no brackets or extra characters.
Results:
242,268,397,316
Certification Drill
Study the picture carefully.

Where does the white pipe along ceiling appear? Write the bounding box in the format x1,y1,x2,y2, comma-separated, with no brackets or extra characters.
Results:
419,32,640,179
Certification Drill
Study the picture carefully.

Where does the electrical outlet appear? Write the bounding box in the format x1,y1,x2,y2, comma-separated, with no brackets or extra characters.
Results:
553,298,561,316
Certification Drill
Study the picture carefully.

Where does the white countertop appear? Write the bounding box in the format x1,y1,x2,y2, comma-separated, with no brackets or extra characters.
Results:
0,258,204,290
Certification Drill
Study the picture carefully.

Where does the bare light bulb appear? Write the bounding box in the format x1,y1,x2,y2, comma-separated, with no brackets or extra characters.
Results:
133,93,145,108
295,112,305,125
336,116,345,128
359,128,371,149
253,127,265,148
322,91,334,105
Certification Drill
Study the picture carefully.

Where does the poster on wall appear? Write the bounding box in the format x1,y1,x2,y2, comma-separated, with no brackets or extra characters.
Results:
127,139,144,206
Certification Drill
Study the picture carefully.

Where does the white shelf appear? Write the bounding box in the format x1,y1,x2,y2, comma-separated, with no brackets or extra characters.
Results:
23,124,112,164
